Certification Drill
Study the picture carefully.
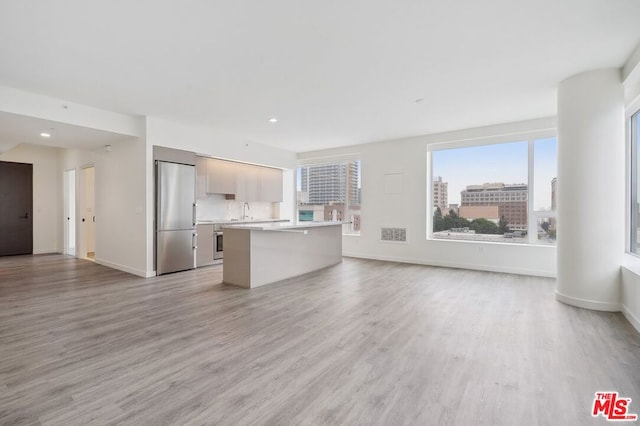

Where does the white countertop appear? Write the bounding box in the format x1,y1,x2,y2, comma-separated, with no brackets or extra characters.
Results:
197,219,289,225
221,221,343,231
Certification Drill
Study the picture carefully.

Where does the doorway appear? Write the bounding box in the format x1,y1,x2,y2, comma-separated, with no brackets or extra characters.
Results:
0,161,33,256
63,169,76,256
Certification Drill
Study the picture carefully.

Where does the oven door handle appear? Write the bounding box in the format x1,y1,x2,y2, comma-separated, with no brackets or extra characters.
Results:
213,231,223,260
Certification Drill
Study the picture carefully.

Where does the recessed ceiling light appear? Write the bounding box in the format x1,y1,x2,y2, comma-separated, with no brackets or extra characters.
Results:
40,132,51,138
268,118,278,123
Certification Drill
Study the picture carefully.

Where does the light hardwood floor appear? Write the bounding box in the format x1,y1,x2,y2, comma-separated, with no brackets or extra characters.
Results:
1,255,639,425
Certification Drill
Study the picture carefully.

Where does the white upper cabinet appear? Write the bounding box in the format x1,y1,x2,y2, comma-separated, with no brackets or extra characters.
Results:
196,156,208,199
259,167,283,202
205,157,283,202
235,162,260,201
206,158,237,194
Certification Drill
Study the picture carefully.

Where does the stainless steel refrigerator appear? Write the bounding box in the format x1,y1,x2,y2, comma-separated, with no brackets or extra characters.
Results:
156,161,197,275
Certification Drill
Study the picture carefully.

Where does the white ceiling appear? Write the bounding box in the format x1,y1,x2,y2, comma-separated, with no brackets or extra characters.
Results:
1,0,639,153
0,111,134,153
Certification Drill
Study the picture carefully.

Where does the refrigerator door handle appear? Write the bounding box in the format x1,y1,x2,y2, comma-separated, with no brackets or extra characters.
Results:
192,203,197,226
155,160,162,229
193,232,197,249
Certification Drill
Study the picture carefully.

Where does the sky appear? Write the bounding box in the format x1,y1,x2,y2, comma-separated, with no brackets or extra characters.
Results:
432,138,557,211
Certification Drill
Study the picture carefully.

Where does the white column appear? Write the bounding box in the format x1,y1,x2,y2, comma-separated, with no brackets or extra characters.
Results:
556,68,625,311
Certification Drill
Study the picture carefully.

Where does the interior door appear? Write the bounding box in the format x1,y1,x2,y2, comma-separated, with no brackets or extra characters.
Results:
85,166,95,259
63,169,76,255
0,161,33,256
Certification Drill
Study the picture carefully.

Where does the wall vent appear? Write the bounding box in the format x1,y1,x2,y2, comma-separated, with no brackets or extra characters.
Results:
381,227,407,242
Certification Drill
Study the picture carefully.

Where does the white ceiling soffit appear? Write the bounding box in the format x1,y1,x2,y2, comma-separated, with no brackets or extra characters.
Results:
624,43,640,105
0,111,134,153
1,0,639,153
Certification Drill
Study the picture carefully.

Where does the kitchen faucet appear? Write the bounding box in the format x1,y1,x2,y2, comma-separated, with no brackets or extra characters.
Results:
242,202,250,220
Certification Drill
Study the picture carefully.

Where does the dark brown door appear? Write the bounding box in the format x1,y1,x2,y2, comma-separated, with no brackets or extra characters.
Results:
0,161,33,256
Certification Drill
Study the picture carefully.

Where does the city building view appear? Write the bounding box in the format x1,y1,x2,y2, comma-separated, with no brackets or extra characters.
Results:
297,161,361,233
461,182,528,230
430,138,558,244
432,176,448,212
549,177,557,231
432,177,557,243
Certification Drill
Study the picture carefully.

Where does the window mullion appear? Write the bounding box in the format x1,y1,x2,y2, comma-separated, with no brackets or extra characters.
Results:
631,113,639,253
528,140,536,244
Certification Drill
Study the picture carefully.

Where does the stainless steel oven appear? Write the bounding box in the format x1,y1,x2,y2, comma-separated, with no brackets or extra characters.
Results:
214,230,223,261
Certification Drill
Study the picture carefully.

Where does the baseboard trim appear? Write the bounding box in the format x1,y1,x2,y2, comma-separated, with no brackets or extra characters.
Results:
554,290,621,312
33,249,60,255
95,258,149,278
341,251,556,278
622,304,640,334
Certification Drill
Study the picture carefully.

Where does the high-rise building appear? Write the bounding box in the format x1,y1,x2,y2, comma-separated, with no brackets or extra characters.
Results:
347,163,360,207
300,162,359,205
433,176,448,212
460,182,528,230
300,167,309,193
550,177,557,230
298,161,361,232
551,177,557,211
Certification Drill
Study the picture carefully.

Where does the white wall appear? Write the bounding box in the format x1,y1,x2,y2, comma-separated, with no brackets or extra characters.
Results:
2,135,149,278
61,137,148,277
621,259,640,333
299,118,557,277
556,69,625,311
0,88,149,276
621,51,640,332
0,143,62,254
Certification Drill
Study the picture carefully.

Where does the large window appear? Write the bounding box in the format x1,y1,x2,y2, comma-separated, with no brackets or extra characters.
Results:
297,160,361,234
430,137,557,244
630,111,640,254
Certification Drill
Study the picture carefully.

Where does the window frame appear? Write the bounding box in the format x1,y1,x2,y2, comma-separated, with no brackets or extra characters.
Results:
629,109,640,255
426,130,557,245
296,155,361,236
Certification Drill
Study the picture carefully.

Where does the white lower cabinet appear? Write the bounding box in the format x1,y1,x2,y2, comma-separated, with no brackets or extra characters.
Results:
196,224,215,267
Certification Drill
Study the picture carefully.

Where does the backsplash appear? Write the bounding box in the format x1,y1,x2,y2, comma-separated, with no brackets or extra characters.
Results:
196,194,276,221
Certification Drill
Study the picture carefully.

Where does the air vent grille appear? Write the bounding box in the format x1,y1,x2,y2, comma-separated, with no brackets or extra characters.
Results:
381,227,407,242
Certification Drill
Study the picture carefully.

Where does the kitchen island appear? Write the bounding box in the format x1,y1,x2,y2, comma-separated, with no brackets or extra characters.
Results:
221,221,342,288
